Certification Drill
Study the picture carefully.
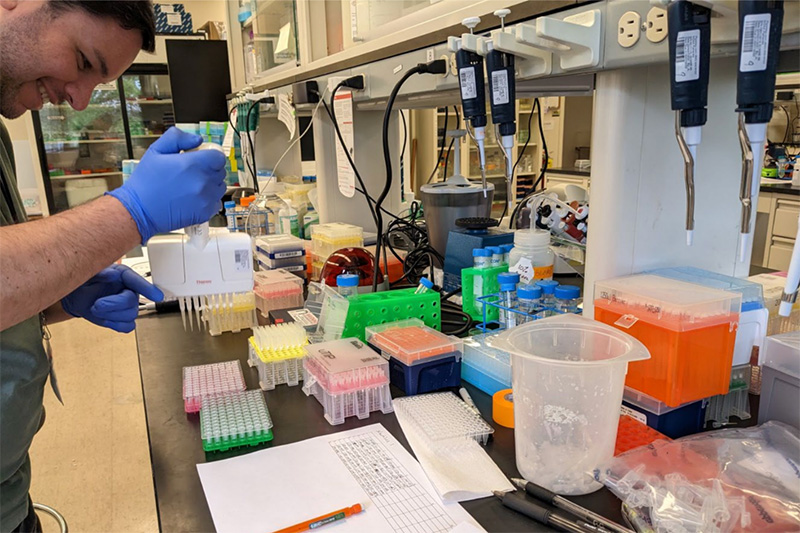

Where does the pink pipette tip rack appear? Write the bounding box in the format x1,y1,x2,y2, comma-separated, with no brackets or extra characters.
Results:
182,360,246,413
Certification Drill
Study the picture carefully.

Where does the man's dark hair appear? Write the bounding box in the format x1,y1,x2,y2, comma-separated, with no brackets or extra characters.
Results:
48,1,156,53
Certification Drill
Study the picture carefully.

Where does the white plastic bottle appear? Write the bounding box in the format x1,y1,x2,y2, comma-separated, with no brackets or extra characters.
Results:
279,200,300,237
508,229,555,285
260,179,287,235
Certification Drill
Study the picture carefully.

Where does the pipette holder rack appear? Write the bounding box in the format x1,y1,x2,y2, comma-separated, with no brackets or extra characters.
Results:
461,265,508,321
199,390,274,452
182,360,246,413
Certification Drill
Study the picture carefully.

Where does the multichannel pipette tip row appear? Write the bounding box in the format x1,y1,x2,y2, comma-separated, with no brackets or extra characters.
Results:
252,323,307,355
182,360,246,413
177,292,257,334
200,390,274,452
393,392,494,445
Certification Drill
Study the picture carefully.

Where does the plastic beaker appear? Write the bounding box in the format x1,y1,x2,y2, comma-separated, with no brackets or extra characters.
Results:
495,314,649,495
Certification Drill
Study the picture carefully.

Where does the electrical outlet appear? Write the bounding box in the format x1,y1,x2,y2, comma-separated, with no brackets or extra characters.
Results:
449,53,458,77
646,6,668,43
439,54,450,78
618,10,641,48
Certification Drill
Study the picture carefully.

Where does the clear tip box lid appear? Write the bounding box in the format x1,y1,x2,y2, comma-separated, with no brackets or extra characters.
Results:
594,274,742,330
304,338,389,393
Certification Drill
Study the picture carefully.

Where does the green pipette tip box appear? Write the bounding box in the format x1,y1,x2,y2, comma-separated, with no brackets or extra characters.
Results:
200,390,274,453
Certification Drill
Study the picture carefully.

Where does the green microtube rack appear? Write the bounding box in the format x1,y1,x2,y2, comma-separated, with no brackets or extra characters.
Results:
200,390,274,452
461,265,508,321
340,288,441,342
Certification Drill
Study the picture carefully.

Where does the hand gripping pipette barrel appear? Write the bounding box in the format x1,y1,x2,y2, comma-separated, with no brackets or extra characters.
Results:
184,142,227,251
668,0,710,246
735,1,785,262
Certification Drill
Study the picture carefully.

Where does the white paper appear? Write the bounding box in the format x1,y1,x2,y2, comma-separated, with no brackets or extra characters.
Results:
675,29,700,82
394,407,514,503
276,22,291,55
333,90,356,198
740,13,770,73
277,94,296,138
197,424,483,533
166,12,181,26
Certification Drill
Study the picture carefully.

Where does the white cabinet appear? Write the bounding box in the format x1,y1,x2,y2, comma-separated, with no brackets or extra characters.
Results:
754,191,800,271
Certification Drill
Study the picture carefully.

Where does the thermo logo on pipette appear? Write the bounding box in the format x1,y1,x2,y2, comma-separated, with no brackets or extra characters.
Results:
196,280,212,284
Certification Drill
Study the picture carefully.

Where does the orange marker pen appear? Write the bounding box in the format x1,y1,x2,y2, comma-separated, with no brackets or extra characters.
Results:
272,503,363,533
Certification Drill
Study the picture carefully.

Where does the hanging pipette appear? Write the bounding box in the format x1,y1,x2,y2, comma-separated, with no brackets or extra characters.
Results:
735,0,784,262
668,0,710,246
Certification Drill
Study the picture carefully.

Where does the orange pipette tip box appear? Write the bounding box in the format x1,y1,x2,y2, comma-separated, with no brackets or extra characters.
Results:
365,319,462,366
614,414,670,456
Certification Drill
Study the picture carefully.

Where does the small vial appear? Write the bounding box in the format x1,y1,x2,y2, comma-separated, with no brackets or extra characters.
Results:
473,248,491,269
487,246,504,267
499,244,514,265
535,279,559,309
517,285,542,322
225,201,237,232
554,285,581,314
498,282,519,329
497,272,520,328
336,274,360,300
415,277,434,294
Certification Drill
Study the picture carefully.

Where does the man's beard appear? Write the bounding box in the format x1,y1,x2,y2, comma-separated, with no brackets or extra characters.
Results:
0,9,47,119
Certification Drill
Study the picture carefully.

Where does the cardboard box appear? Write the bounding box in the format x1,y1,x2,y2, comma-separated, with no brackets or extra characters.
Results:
154,4,193,35
198,21,226,40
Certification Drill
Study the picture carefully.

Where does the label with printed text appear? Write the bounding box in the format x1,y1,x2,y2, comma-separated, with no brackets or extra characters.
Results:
675,29,700,82
234,249,250,272
459,67,477,100
491,70,510,106
740,14,770,73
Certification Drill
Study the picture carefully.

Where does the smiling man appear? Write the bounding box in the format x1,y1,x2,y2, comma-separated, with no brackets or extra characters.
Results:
0,2,228,531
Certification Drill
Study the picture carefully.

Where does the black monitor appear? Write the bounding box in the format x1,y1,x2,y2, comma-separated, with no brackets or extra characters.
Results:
166,40,231,123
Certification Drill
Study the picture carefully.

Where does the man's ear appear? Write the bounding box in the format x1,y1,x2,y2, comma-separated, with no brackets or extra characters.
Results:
0,1,19,11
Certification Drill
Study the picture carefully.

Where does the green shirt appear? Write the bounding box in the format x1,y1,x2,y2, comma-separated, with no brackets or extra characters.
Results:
0,120,50,532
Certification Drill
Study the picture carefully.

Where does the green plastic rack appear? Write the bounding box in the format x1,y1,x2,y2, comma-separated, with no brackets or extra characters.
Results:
461,265,508,321
341,288,441,342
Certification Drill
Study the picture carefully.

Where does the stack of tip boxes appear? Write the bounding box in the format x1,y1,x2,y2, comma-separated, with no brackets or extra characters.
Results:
248,323,308,390
461,333,511,395
255,234,307,280
365,319,462,395
302,338,393,425
182,361,274,452
254,269,304,319
310,223,363,281
594,274,741,408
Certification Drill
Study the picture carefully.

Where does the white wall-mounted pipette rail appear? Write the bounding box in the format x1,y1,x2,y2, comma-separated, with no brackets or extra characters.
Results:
534,9,603,71
148,231,254,332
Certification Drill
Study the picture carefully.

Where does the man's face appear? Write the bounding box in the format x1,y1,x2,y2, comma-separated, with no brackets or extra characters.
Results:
0,1,144,119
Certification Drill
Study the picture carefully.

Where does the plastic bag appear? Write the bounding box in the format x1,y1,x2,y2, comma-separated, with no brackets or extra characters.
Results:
597,421,800,533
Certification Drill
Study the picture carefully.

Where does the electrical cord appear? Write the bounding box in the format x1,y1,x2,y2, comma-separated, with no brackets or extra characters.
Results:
376,61,445,291
228,103,257,182
511,98,548,229
426,107,449,184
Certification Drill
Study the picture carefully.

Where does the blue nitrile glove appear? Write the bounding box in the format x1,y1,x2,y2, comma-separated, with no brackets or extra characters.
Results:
107,127,227,244
62,264,164,333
